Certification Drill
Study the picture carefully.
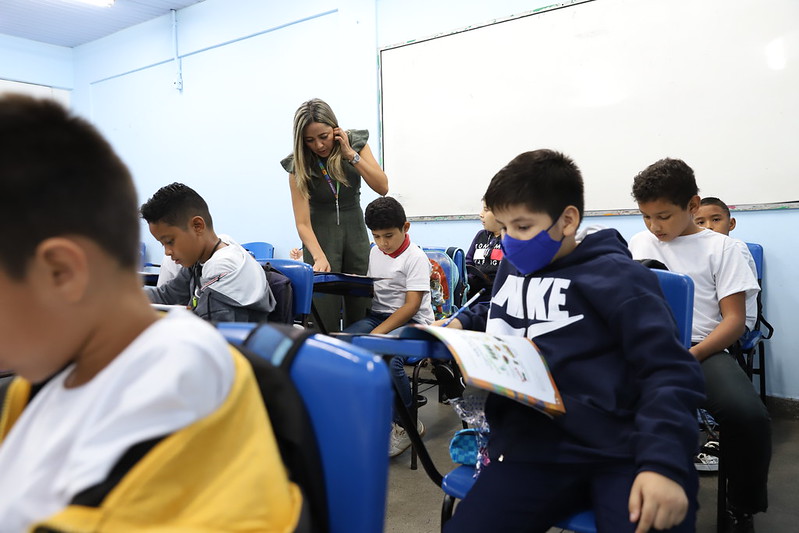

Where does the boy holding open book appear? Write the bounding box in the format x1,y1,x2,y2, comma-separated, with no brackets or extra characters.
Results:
441,150,705,533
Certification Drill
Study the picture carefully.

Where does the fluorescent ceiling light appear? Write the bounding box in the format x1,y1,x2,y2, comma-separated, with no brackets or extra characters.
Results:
73,0,115,7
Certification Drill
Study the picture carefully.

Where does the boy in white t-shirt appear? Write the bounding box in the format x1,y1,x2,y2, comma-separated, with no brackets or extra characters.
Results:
344,196,434,457
142,183,276,322
0,95,302,531
694,196,758,331
629,158,770,533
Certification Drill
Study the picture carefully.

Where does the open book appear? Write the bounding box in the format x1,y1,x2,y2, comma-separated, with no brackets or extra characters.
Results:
400,325,565,416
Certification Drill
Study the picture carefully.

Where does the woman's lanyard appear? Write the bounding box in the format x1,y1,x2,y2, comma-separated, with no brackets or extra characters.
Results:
318,160,340,226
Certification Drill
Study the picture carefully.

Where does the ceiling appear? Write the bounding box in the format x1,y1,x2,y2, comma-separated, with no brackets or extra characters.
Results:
0,0,206,48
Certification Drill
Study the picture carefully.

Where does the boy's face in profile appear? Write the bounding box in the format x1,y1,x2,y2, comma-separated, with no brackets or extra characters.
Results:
371,221,410,255
149,220,204,267
694,204,734,235
637,196,701,242
479,202,502,235
0,241,89,382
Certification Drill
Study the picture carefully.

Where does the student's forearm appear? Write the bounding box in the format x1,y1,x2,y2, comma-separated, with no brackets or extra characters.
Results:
690,317,745,362
371,304,418,335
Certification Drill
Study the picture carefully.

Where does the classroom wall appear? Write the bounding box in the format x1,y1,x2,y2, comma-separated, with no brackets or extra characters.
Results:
1,0,797,399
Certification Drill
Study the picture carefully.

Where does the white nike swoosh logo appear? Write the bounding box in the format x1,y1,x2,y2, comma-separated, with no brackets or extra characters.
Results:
525,314,584,337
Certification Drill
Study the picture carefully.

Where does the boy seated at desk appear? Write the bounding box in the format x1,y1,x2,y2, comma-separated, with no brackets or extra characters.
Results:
441,149,704,533
343,196,433,457
0,95,302,531
629,160,770,533
141,183,276,322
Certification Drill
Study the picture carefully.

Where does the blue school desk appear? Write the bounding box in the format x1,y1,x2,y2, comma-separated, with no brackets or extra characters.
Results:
311,272,375,333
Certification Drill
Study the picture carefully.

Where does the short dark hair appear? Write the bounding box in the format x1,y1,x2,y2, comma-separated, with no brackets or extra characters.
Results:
0,94,139,279
484,149,584,222
364,196,406,231
631,158,699,208
140,183,213,229
700,196,731,218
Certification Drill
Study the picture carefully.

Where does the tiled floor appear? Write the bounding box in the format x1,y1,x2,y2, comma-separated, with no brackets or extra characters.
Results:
386,375,798,532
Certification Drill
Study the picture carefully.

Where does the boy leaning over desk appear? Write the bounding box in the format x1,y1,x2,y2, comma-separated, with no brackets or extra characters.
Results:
0,95,303,532
440,149,704,533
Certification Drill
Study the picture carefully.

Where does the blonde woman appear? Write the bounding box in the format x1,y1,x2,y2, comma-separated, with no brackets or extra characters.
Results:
281,98,388,331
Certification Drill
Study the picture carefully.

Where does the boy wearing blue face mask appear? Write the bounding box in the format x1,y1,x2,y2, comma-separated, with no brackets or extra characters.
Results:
442,150,705,533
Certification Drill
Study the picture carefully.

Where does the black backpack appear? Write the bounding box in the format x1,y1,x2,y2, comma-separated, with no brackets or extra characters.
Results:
236,324,328,533
263,262,294,324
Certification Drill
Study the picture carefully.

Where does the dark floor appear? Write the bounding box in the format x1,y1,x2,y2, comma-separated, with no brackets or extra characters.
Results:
386,373,798,532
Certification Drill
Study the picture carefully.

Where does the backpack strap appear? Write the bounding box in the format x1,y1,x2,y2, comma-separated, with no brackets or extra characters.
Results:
238,324,328,532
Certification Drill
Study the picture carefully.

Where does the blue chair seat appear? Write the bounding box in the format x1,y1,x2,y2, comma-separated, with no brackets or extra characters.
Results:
441,464,598,532
739,329,763,352
440,465,475,500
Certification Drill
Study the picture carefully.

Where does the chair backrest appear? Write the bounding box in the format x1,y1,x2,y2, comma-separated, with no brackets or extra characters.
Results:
217,323,392,533
242,241,275,263
745,242,764,280
266,259,314,316
652,269,695,349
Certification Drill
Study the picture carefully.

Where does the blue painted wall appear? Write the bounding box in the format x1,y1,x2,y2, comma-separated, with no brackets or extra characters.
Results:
1,0,796,399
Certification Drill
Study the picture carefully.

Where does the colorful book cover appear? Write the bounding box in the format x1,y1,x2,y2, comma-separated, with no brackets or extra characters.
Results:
400,325,565,416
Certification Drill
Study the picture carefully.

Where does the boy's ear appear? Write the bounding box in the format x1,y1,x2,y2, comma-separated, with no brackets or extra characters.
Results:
32,237,90,304
729,217,737,232
686,195,701,214
560,205,581,237
402,221,411,233
189,216,207,235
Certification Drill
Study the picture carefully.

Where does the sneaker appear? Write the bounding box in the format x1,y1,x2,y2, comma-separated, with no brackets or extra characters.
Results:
389,419,425,458
432,363,465,401
725,510,755,533
694,440,720,472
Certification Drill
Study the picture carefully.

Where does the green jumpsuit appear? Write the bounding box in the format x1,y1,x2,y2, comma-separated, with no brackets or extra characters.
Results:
281,129,372,331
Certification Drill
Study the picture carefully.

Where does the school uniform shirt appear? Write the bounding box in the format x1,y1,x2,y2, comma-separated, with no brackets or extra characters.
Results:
629,228,759,343
466,230,504,278
455,228,704,486
369,242,435,325
0,309,233,531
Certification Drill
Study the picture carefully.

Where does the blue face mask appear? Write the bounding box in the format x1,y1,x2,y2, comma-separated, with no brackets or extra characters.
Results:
501,220,563,276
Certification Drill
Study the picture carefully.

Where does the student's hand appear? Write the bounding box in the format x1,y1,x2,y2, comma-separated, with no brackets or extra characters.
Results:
432,317,463,329
333,127,356,161
312,256,332,272
289,248,303,261
628,471,688,533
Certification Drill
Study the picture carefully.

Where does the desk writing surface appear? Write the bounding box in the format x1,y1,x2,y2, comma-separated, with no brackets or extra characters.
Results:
312,272,376,298
347,333,453,361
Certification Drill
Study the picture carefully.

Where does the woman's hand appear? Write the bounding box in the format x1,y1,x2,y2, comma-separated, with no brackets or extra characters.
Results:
333,127,357,162
312,256,332,272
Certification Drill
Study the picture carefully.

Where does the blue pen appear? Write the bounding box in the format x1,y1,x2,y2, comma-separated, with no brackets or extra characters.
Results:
441,288,486,327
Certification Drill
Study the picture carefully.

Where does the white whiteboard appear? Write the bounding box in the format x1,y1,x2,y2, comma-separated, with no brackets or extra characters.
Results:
380,0,799,217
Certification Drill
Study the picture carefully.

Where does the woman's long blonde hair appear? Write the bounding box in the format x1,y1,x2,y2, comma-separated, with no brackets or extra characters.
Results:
292,98,350,199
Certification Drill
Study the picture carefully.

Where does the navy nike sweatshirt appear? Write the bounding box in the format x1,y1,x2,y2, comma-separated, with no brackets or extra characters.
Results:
456,228,704,485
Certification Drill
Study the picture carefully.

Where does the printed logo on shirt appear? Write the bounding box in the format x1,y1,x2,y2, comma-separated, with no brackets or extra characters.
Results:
487,274,584,339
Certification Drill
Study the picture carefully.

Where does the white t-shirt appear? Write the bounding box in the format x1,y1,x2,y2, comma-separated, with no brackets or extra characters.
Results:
629,228,759,343
0,309,234,532
156,254,182,287
201,235,269,306
368,243,435,325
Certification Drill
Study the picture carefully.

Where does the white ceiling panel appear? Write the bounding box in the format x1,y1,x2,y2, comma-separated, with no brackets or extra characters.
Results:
0,0,205,48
